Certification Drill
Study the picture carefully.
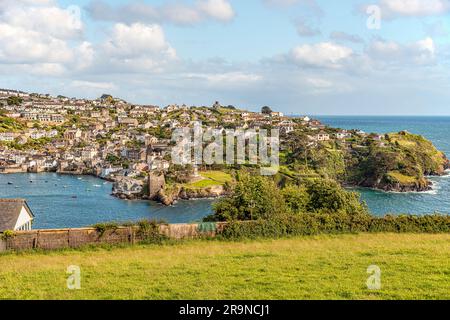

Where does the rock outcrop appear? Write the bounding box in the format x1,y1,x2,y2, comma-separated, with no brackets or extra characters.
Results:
153,185,230,206
347,132,449,192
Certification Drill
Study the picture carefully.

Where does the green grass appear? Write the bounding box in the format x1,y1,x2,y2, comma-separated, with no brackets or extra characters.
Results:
199,171,233,182
186,171,233,188
387,171,418,184
187,179,223,188
0,233,449,300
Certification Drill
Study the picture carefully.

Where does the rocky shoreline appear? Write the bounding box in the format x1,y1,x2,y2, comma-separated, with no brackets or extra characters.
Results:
357,180,433,193
153,185,230,206
110,174,230,205
353,161,449,193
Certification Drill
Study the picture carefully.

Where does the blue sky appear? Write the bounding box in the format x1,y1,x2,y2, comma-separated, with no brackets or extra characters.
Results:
1,0,450,115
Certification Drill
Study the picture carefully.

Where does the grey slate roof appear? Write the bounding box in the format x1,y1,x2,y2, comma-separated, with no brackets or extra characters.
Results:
0,199,34,232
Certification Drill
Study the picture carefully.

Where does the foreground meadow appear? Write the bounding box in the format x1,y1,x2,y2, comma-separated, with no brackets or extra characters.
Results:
0,233,448,300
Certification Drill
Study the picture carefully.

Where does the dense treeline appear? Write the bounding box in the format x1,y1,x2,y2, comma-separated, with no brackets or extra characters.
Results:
205,172,369,222
283,130,448,192
205,172,450,239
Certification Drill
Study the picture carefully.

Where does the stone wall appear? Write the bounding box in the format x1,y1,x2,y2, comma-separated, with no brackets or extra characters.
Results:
0,222,227,252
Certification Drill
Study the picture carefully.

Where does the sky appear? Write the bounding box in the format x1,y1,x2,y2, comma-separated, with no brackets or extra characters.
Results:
0,0,450,115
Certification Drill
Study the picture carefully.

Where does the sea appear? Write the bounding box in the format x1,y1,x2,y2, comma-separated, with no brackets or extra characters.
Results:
1,116,449,229
316,116,450,217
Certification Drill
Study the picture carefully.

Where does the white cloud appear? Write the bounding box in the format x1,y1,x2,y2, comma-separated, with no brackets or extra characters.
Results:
378,0,450,18
290,42,353,68
197,0,235,21
87,0,235,26
367,37,436,66
2,0,55,6
0,23,73,64
100,23,177,73
160,4,203,25
105,23,174,58
0,0,92,74
75,42,95,71
28,63,67,76
2,5,83,40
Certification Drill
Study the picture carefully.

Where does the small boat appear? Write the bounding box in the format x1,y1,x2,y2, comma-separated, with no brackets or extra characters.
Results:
7,182,13,185
63,185,68,188
71,196,78,199
29,180,33,183
77,177,82,180
93,184,101,187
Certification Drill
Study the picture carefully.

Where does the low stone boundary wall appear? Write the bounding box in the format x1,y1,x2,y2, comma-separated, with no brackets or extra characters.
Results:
0,222,227,252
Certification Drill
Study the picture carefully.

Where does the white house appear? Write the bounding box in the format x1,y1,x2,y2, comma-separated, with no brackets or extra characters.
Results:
0,132,17,142
336,130,352,140
317,132,330,141
0,199,34,232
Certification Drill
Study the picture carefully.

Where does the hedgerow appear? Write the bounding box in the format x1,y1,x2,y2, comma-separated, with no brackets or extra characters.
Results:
220,213,450,240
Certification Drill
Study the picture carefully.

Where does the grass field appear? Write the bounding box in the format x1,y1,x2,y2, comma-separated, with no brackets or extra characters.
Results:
187,171,233,189
0,233,449,300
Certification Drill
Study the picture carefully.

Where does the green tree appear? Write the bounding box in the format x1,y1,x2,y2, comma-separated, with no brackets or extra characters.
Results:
282,185,310,214
207,172,286,221
7,96,23,106
305,179,368,215
261,106,272,114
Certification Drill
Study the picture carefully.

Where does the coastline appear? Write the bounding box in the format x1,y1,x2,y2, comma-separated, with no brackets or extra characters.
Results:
4,169,449,199
346,172,450,195
1,170,227,205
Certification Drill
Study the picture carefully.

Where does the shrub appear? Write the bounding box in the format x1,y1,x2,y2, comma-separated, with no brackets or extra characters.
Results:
206,172,287,221
220,213,450,240
93,222,119,237
1,230,16,240
136,219,167,244
282,185,310,214
305,179,369,216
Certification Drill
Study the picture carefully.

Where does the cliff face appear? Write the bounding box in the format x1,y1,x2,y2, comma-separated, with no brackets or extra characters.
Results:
153,185,230,206
346,132,449,192
357,174,432,192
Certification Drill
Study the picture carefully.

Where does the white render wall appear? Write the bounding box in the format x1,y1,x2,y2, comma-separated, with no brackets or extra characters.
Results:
14,207,33,231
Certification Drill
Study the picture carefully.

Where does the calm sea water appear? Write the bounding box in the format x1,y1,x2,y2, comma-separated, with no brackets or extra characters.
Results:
317,116,450,216
0,173,213,229
1,116,449,229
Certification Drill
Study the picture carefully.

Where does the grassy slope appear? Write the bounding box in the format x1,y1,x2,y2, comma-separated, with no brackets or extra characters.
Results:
0,116,25,133
186,171,233,189
0,233,449,300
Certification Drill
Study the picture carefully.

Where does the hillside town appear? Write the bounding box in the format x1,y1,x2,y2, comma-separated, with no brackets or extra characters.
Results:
0,88,368,203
